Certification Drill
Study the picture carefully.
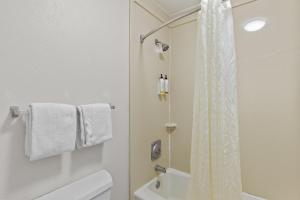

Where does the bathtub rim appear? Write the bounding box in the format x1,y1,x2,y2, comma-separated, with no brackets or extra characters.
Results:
134,168,267,200
134,168,188,200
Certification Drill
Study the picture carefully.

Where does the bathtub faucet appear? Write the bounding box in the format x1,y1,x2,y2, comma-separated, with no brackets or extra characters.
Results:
154,165,166,173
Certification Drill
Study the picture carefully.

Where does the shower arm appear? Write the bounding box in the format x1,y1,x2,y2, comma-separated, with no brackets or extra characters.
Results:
139,0,259,44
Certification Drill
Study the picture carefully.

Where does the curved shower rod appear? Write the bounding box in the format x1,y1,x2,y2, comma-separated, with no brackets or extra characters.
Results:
139,0,259,44
140,6,201,44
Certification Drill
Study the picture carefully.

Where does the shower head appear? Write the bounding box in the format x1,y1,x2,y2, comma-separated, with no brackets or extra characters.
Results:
162,43,169,52
155,39,169,52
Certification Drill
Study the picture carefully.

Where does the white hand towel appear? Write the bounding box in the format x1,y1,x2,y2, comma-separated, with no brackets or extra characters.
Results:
25,103,77,161
77,103,112,148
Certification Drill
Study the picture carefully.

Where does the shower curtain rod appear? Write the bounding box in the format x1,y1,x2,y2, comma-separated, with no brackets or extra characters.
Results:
139,0,258,44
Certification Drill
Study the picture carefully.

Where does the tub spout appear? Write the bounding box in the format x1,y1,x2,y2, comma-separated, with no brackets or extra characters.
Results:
154,165,166,173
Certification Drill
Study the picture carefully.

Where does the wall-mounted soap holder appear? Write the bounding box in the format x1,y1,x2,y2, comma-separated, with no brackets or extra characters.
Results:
165,123,177,132
165,123,177,129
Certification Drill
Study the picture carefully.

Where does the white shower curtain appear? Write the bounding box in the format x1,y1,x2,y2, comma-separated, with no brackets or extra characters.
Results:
188,0,242,200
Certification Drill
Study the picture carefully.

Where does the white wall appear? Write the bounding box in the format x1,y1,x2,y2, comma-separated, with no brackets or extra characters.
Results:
170,18,197,173
0,0,129,199
234,0,300,199
130,1,170,199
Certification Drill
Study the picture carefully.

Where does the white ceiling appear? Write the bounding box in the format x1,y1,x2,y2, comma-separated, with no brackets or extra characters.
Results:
152,0,201,16
152,0,245,16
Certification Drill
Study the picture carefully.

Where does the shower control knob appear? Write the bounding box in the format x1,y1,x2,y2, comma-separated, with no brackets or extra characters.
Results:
151,140,161,161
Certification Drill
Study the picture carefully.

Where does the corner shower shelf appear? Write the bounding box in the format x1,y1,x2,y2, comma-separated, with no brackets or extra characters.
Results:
165,123,177,129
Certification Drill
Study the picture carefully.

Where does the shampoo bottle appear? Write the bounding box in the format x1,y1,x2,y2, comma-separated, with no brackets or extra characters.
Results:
159,74,165,95
164,75,168,94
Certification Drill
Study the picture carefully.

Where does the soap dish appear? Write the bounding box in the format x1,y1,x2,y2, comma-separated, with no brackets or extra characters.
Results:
165,123,177,129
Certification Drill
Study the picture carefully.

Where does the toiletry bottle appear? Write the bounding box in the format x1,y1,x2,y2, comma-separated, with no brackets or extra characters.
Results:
164,75,168,94
160,74,165,95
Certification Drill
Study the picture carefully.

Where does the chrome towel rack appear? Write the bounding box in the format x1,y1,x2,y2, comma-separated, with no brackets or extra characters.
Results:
9,104,116,118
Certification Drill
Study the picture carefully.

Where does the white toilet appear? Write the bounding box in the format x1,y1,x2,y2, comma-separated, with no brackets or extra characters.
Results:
36,170,113,200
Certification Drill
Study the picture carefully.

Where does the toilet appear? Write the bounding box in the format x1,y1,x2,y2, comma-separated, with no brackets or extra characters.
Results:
36,170,113,200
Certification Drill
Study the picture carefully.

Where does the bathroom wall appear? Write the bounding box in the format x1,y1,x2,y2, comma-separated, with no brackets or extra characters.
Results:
169,0,300,199
130,0,170,198
234,0,300,199
169,16,197,173
0,0,129,199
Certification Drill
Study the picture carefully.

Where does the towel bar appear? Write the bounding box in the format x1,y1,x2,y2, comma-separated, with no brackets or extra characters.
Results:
9,104,116,118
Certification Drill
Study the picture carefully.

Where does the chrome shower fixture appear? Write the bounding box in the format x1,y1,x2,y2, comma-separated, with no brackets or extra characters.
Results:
155,39,169,52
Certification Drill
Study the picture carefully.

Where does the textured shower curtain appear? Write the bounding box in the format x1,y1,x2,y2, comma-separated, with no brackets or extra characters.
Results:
188,0,242,200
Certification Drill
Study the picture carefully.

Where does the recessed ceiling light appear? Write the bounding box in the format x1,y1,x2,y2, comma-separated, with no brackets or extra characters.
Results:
243,18,267,32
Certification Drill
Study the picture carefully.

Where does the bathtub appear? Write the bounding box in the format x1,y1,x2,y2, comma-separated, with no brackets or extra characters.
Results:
135,168,266,200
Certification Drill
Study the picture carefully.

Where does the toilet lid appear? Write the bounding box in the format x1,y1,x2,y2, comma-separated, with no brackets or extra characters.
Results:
35,170,113,200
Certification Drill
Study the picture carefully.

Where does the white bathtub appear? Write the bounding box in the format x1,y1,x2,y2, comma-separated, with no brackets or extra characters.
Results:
135,168,266,200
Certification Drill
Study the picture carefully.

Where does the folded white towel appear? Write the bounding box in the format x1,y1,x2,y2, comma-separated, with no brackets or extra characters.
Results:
77,103,112,148
25,103,77,161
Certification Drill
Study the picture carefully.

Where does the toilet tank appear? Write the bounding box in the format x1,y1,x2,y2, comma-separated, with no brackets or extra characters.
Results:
36,170,113,200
